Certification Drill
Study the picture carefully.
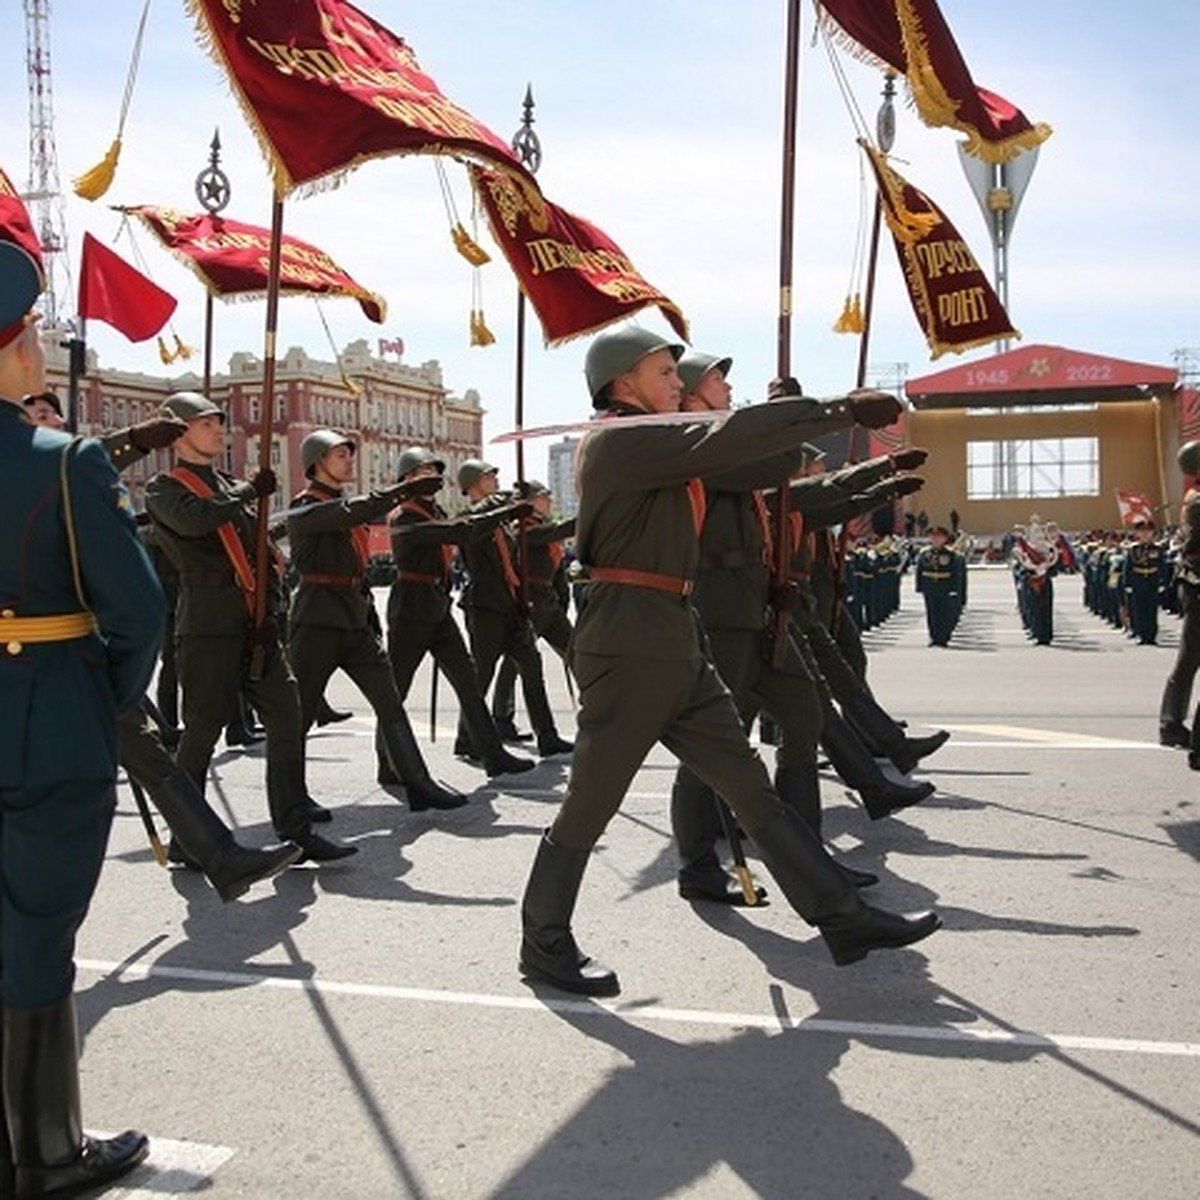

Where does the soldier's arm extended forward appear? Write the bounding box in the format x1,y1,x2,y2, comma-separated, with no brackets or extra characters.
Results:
392,502,533,548
523,516,576,546
788,474,924,533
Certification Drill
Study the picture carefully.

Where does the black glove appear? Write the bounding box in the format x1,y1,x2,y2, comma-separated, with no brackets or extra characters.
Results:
250,467,277,498
128,416,189,452
767,376,804,401
768,580,800,614
891,446,928,472
892,474,925,497
848,389,902,429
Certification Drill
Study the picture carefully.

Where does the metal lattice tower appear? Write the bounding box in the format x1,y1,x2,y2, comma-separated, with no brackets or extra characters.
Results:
24,0,71,328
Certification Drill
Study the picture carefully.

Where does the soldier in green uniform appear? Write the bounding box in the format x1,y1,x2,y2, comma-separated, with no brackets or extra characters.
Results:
286,429,464,812
916,526,960,646
456,461,573,760
1160,441,1200,751
144,393,355,862
1,242,160,1197
380,447,535,781
518,326,940,997
1122,519,1166,645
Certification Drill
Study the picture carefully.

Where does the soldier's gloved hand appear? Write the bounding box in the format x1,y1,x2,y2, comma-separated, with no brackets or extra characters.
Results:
509,501,537,523
891,446,928,471
848,389,902,429
768,580,800,613
892,474,925,497
393,474,443,499
767,375,804,401
128,416,189,452
250,467,277,498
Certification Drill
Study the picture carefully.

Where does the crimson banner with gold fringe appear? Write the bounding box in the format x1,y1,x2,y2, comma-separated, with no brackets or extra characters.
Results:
470,164,688,347
818,0,1051,162
186,0,542,208
0,166,44,274
122,205,386,323
860,141,1017,359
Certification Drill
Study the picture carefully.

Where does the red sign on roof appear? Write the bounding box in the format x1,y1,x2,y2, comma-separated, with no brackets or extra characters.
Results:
906,343,1177,408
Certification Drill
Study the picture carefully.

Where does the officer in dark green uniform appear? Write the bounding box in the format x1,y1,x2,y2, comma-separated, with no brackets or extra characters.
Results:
456,461,573,760
1122,519,1166,645
916,526,959,646
1,242,160,1197
286,429,464,812
381,447,535,780
144,393,355,862
518,325,940,997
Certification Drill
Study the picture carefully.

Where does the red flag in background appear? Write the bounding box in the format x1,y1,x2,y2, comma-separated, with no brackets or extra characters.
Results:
817,0,1051,161
78,232,177,342
0,165,44,274
1115,489,1156,528
121,205,386,322
471,164,688,346
187,0,543,212
860,141,1016,359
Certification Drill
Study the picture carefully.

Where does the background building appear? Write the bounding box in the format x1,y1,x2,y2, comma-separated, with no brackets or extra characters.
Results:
545,436,580,519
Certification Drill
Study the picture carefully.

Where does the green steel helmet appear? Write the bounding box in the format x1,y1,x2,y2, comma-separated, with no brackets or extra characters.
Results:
516,478,551,500
397,445,446,481
677,351,732,396
1179,441,1200,477
160,390,223,423
301,428,355,476
584,326,685,408
457,458,498,492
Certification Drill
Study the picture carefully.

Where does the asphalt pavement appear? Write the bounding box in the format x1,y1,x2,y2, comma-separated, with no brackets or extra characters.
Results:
77,566,1200,1199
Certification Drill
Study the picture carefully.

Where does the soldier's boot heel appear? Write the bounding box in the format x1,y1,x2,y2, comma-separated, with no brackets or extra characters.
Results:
379,717,467,811
519,832,619,997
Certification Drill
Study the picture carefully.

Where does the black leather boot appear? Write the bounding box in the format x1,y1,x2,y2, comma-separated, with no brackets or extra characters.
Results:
536,731,574,757
672,773,767,905
519,832,619,996
749,807,940,965
2,999,149,1199
774,761,878,888
494,717,534,743
379,717,467,811
819,713,935,821
482,747,536,778
149,770,302,901
314,696,353,726
889,729,952,777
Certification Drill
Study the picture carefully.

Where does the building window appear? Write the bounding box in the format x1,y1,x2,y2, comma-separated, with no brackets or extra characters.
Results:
249,396,260,424
967,437,1100,500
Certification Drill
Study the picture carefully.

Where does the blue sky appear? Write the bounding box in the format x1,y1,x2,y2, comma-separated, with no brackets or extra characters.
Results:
3,1,1198,482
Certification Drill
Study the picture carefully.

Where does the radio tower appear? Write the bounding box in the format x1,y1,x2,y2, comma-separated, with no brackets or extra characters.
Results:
24,0,72,328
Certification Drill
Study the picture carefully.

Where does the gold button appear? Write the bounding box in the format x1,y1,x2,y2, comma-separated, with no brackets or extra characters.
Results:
1,609,14,619
6,641,21,655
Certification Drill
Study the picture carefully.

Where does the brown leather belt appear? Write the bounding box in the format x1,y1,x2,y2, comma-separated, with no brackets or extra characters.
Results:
398,571,446,586
587,566,693,596
299,573,362,587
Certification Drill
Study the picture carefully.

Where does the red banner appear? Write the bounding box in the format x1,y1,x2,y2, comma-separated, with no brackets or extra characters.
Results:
122,205,386,322
861,141,1017,359
471,165,688,347
818,0,1051,162
0,165,44,275
78,232,178,342
1115,490,1155,527
186,0,542,210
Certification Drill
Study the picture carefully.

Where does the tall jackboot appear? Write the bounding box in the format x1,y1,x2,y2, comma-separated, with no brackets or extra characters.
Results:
774,761,878,888
671,773,766,906
379,716,467,812
519,832,619,997
148,770,302,901
2,999,149,1199
749,806,941,966
818,712,936,821
267,758,356,862
842,691,950,776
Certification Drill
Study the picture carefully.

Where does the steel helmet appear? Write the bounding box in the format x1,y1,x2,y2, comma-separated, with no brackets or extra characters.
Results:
1179,441,1200,477
457,458,498,492
397,445,446,480
584,326,684,408
677,351,732,396
302,428,355,476
160,390,224,423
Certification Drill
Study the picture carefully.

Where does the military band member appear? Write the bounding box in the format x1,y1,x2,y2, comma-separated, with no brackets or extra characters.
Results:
144,392,355,862
1121,519,1165,645
915,526,961,647
1160,441,1200,752
518,325,939,997
1,242,160,1196
286,429,465,812
382,447,535,780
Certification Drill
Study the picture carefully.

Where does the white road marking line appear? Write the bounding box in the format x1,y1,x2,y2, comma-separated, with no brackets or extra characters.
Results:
76,959,1200,1060
90,1134,234,1197
939,723,1151,746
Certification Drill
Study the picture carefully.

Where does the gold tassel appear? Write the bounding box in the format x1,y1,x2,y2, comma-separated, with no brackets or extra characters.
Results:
470,309,496,347
847,294,864,333
833,295,855,334
452,222,491,266
172,333,194,361
340,367,362,395
73,138,122,202
157,335,174,365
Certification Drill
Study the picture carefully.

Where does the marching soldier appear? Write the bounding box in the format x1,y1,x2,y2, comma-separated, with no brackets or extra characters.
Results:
1160,441,1200,751
915,526,960,647
1,242,161,1196
518,325,939,997
382,447,535,780
456,461,573,760
286,429,465,812
144,392,355,862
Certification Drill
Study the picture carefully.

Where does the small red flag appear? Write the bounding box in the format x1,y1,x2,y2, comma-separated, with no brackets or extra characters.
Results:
1115,490,1156,528
78,232,177,342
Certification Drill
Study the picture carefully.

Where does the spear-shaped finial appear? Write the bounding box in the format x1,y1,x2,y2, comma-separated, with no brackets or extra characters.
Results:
195,127,232,214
